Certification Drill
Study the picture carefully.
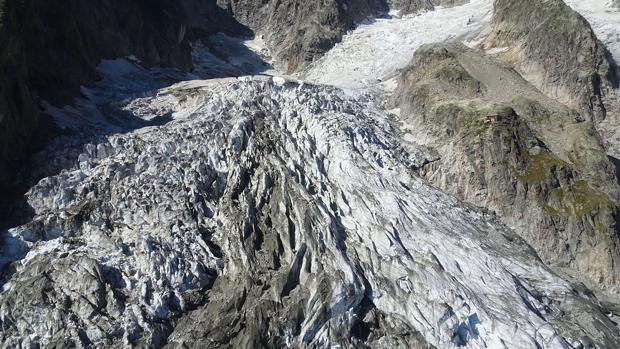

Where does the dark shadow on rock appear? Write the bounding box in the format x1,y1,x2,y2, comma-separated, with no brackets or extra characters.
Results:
0,28,271,232
605,49,620,89
610,156,620,184
0,186,36,231
0,112,59,230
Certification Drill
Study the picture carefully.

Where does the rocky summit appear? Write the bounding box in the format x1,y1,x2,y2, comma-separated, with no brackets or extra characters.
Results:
1,0,620,348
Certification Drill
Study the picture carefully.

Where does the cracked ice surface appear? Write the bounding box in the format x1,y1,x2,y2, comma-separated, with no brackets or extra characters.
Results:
2,77,618,348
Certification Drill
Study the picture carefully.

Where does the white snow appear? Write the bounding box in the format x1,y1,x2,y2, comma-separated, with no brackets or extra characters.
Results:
563,0,620,69
301,0,493,91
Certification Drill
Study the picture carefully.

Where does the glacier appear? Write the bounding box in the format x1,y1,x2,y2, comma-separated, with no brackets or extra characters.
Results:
1,0,620,348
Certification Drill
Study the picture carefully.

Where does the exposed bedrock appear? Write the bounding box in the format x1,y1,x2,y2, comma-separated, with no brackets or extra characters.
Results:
483,0,619,125
393,43,620,292
388,0,470,15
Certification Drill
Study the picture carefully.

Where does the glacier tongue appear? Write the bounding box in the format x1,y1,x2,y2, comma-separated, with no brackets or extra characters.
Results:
2,76,619,348
2,0,620,347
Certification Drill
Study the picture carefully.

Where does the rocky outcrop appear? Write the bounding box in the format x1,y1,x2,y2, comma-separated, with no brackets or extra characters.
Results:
0,0,247,191
19,0,248,105
483,0,618,123
389,0,434,14
217,0,388,72
394,43,620,292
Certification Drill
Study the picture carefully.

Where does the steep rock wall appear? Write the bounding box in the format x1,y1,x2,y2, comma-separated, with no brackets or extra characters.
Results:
483,0,618,123
394,43,620,292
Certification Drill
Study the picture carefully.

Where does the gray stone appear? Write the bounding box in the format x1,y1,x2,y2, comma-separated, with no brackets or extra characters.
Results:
393,42,620,292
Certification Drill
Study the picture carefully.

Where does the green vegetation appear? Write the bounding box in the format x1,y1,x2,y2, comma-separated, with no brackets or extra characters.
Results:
435,64,481,93
544,180,614,218
517,152,567,184
431,102,520,141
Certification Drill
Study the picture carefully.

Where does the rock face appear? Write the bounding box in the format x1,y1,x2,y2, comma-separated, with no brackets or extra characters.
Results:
0,0,247,191
2,76,620,348
20,0,248,105
394,43,620,291
389,0,434,14
483,0,618,123
217,0,388,72
389,0,470,15
0,1,41,191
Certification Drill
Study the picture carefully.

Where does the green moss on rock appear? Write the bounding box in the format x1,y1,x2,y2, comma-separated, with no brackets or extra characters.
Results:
435,64,482,92
546,180,614,218
517,152,567,184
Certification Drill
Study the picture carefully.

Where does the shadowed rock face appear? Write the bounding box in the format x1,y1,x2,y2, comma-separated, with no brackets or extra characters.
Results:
20,0,249,105
0,0,248,190
483,0,618,124
0,1,40,190
394,43,620,292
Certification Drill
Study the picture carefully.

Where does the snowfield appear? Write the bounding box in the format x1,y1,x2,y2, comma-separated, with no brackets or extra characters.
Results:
302,0,494,91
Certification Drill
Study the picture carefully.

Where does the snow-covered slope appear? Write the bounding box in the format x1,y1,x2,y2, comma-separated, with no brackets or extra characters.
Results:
302,0,493,91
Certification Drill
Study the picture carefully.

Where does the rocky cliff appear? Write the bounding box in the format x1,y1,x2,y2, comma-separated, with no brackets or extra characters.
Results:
394,43,620,291
483,0,618,124
0,0,40,191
